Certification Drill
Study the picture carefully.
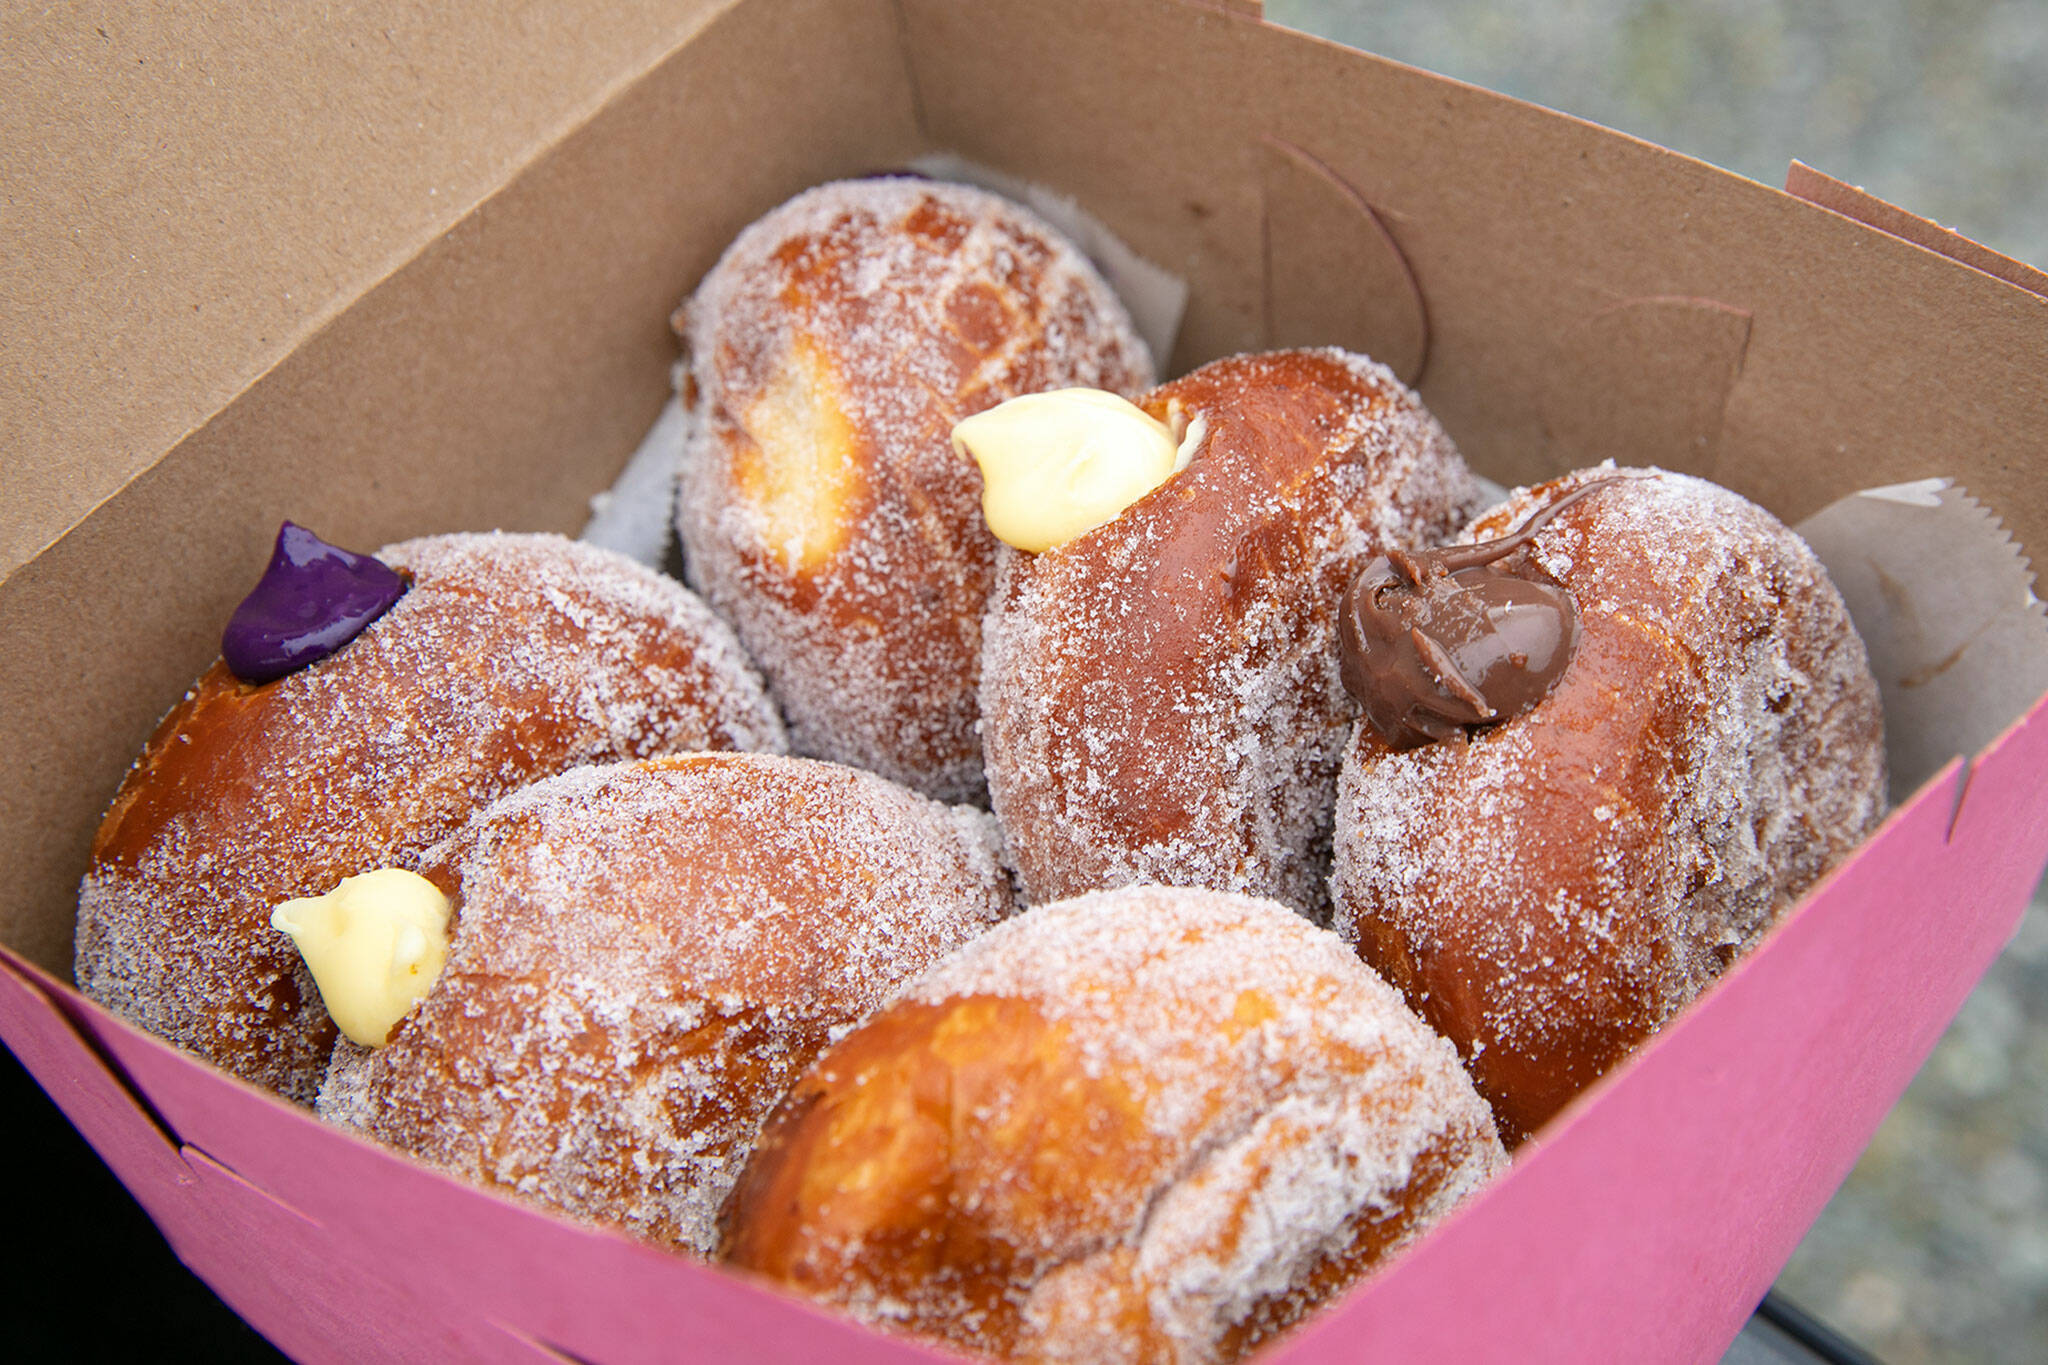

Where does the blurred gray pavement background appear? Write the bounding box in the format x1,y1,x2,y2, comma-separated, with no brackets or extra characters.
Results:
1274,0,2048,267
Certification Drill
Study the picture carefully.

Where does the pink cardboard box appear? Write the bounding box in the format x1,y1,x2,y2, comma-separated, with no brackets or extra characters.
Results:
4,1,2045,1359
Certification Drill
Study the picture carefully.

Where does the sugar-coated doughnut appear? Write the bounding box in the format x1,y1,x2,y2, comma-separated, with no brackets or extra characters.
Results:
1329,468,1887,1143
76,533,785,1102
978,349,1481,916
675,177,1155,803
319,753,1013,1253
722,885,1506,1364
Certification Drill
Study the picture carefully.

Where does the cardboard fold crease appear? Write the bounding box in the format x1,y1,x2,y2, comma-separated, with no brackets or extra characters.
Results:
1260,137,1432,382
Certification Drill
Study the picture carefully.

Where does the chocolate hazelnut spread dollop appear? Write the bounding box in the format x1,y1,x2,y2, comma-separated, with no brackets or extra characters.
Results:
1339,479,1618,749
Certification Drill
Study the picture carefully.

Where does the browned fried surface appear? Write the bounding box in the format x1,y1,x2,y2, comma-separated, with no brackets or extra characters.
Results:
980,348,1480,917
75,533,783,1101
1331,468,1888,1142
724,886,1506,1363
677,178,1154,803
321,753,1013,1253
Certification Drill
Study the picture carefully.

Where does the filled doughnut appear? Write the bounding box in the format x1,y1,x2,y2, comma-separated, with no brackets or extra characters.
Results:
75,529,784,1102
674,176,1154,803
317,753,1013,1253
722,884,1507,1364
971,349,1482,916
1328,467,1887,1143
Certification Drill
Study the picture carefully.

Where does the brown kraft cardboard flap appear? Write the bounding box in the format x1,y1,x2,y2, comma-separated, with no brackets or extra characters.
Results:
0,3,2046,1360
1786,160,2048,302
1260,137,1431,383
0,0,734,581
0,0,923,970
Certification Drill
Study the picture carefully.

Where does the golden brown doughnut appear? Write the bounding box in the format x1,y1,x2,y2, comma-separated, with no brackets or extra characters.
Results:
977,348,1481,916
674,176,1155,803
722,885,1506,1363
75,532,784,1102
319,753,1014,1253
1329,467,1887,1143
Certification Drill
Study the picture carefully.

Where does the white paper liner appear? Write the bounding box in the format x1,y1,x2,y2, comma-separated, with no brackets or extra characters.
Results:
1795,479,2048,802
1468,474,1510,508
580,397,690,568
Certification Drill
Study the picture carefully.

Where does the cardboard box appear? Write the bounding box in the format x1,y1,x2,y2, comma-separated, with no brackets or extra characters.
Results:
5,1,2046,1359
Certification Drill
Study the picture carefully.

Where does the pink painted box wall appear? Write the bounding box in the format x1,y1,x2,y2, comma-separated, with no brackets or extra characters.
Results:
7,688,2044,1365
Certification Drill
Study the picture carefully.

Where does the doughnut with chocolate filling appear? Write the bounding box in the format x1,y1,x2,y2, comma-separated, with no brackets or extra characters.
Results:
674,177,1154,803
975,348,1482,916
722,884,1506,1364
1329,467,1887,1143
76,532,785,1103
319,753,1012,1254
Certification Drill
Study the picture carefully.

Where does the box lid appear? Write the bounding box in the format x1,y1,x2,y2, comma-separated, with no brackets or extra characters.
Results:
0,0,730,581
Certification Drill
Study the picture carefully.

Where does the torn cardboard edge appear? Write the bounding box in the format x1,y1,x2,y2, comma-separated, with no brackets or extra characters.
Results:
1785,162,2048,304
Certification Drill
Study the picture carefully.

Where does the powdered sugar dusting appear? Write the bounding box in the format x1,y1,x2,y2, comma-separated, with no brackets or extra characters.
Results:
783,886,1505,1361
980,349,1483,920
1330,467,1888,1136
676,178,1156,803
319,753,1012,1254
75,533,786,1102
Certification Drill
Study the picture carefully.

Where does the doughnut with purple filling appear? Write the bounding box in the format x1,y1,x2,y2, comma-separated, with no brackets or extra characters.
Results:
76,532,784,1102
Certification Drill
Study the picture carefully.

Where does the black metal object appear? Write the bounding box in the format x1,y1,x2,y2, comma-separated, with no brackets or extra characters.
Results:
1754,1288,1884,1365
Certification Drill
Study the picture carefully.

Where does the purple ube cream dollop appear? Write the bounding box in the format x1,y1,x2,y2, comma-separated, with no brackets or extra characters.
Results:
221,522,408,684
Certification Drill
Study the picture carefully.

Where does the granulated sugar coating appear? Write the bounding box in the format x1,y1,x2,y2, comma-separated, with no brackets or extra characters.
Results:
675,177,1155,804
75,533,785,1103
724,885,1507,1364
1331,467,1888,1142
980,349,1483,919
319,753,1012,1255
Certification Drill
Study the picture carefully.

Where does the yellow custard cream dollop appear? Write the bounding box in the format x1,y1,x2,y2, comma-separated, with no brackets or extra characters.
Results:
270,868,453,1047
952,389,1204,552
